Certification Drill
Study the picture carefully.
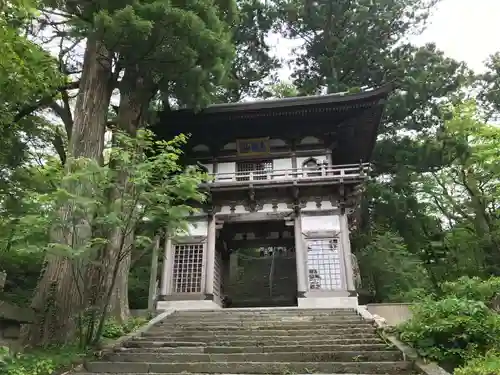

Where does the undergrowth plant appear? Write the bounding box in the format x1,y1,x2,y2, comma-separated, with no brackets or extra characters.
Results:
455,350,500,375
398,297,500,368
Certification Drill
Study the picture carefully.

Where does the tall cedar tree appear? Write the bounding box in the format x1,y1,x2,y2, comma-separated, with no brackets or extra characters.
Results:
27,0,235,345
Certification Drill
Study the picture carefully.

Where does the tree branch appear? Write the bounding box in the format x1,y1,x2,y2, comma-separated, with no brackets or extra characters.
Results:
49,100,73,139
13,81,80,123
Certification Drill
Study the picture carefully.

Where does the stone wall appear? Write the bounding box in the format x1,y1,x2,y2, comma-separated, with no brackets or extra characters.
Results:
0,300,35,350
366,303,412,326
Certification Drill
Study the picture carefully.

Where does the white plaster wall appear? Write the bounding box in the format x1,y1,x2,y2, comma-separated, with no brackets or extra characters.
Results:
176,219,208,237
273,158,292,170
301,215,340,232
216,162,235,180
272,158,293,180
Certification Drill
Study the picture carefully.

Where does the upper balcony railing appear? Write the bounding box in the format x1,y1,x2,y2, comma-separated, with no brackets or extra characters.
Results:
206,163,371,187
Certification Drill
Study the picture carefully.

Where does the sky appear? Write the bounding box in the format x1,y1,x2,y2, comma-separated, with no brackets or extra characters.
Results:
411,0,500,72
274,0,500,80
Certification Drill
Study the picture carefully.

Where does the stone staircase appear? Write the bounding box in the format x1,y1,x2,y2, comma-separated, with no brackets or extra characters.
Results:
80,308,419,374
227,257,298,307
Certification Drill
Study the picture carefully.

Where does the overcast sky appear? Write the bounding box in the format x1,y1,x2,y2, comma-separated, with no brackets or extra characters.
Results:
274,0,500,80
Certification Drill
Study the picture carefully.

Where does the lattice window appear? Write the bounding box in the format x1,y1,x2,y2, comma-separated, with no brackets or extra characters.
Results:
173,244,204,293
306,238,342,290
236,160,273,181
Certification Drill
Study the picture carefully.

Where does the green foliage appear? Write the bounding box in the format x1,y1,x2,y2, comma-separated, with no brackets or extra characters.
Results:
0,1,63,191
217,0,281,102
354,227,430,302
101,316,148,339
399,298,500,367
0,316,147,375
441,277,500,305
455,350,500,375
0,251,43,306
11,129,207,347
128,264,151,309
0,345,87,375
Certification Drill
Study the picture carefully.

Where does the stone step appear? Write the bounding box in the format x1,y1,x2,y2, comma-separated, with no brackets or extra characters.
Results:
164,316,364,324
84,360,414,374
79,373,414,375
150,322,373,331
142,328,378,338
125,337,386,348
169,309,357,316
106,350,403,363
117,343,395,354
163,316,366,325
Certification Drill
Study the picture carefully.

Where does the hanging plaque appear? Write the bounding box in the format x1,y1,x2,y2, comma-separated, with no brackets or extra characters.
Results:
236,137,270,156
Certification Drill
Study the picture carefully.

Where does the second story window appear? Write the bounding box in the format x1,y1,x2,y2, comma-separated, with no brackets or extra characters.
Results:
236,160,273,181
302,158,321,177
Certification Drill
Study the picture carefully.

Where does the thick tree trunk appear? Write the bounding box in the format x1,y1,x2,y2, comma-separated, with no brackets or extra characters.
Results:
105,69,155,322
27,36,113,347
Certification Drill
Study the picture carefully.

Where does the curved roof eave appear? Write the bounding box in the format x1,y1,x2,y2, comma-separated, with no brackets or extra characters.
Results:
169,83,394,116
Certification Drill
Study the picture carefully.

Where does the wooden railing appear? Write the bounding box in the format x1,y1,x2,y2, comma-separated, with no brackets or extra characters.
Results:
207,163,370,185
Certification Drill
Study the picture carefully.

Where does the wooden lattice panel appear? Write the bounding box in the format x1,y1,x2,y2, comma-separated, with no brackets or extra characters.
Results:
173,244,204,293
236,160,273,181
306,238,342,290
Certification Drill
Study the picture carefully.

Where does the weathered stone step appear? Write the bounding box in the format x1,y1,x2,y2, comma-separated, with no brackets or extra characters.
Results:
163,317,365,325
84,360,414,374
79,373,415,375
107,350,402,363
117,343,395,354
118,346,206,353
142,328,377,338
155,321,369,330
169,309,357,316
166,315,361,322
125,337,386,348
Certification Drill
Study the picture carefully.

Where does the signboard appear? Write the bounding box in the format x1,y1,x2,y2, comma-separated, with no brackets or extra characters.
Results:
236,137,270,156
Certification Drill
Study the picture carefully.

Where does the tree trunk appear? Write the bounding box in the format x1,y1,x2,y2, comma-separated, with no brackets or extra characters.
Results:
104,69,155,322
26,35,113,347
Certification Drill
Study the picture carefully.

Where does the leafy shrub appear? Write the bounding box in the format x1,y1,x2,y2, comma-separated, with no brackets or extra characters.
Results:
101,316,147,339
101,319,126,339
441,276,500,304
398,297,500,367
0,251,43,306
455,350,500,375
0,345,86,375
128,264,150,309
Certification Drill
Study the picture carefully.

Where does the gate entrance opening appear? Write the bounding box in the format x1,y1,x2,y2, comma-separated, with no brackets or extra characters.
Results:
219,220,298,308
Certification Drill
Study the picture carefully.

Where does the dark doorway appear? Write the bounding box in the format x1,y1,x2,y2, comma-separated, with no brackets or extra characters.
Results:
219,220,298,308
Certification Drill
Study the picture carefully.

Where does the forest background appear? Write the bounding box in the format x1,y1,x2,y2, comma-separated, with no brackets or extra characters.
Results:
1,0,500,374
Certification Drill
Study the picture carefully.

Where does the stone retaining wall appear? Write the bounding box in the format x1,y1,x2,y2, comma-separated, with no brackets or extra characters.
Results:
366,303,412,326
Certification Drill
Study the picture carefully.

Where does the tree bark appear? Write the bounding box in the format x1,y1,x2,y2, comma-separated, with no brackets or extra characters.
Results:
27,35,113,347
105,68,155,322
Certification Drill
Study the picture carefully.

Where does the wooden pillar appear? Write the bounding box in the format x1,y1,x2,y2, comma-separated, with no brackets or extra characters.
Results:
204,216,216,297
326,148,333,166
294,213,307,296
340,213,355,291
159,230,173,298
147,235,160,310
213,157,218,175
